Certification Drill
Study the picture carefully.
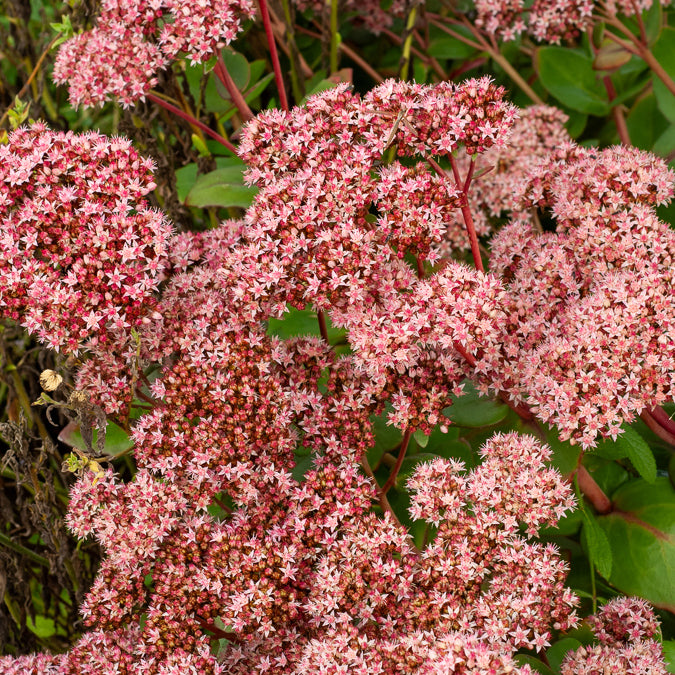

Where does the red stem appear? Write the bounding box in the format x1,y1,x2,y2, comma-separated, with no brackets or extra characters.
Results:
576,464,612,514
214,57,254,122
257,0,290,111
317,310,329,343
641,408,675,446
147,93,237,154
648,406,675,435
449,155,484,273
380,428,412,497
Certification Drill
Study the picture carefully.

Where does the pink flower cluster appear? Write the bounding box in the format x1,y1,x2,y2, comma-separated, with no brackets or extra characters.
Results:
0,81,669,674
440,105,570,253
237,79,517,431
53,0,256,107
474,0,661,43
489,143,675,446
561,597,667,673
0,123,172,354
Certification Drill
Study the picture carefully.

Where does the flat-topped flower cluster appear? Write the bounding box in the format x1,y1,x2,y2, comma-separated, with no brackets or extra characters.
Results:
0,74,670,673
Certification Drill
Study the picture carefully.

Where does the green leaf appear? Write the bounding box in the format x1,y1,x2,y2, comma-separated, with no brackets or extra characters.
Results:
442,380,508,428
616,426,657,483
593,40,632,71
654,124,675,160
581,508,613,579
597,478,675,611
644,0,663,45
413,429,429,448
292,452,313,483
536,47,611,116
427,25,478,59
663,639,675,673
58,420,133,457
651,28,675,123
545,427,582,475
267,305,345,343
626,93,670,151
175,163,199,203
26,615,56,638
220,49,251,91
546,637,582,671
185,167,257,209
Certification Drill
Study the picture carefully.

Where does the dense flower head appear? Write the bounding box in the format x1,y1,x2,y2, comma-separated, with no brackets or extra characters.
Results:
364,78,518,157
53,0,256,107
561,597,667,674
487,143,675,446
132,317,297,506
407,433,578,652
473,0,658,44
0,123,171,353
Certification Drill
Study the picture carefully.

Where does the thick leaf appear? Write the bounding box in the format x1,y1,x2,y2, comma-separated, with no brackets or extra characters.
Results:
442,381,508,428
581,508,613,579
651,28,675,123
626,93,670,151
292,453,313,483
545,426,582,476
654,124,675,160
427,25,478,59
413,429,429,448
617,426,657,483
663,639,675,673
185,167,257,209
547,638,582,671
594,426,656,483
267,305,344,343
537,47,611,116
220,49,251,91
644,0,663,45
597,478,675,611
26,615,56,639
593,40,632,71
58,420,133,457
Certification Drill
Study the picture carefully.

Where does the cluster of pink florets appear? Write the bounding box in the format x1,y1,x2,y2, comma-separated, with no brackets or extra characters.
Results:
488,143,675,446
0,122,171,354
561,597,667,674
474,0,659,43
53,0,256,107
0,75,670,674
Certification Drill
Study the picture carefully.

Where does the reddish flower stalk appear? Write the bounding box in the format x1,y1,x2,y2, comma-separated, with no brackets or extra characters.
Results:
257,0,290,111
317,310,329,343
641,409,675,447
214,57,254,121
576,465,612,515
380,427,412,498
450,154,485,273
147,93,237,154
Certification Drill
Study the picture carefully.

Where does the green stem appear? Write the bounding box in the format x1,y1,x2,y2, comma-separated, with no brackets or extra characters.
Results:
280,0,305,103
0,532,50,567
329,0,339,74
400,5,418,81
428,16,545,105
